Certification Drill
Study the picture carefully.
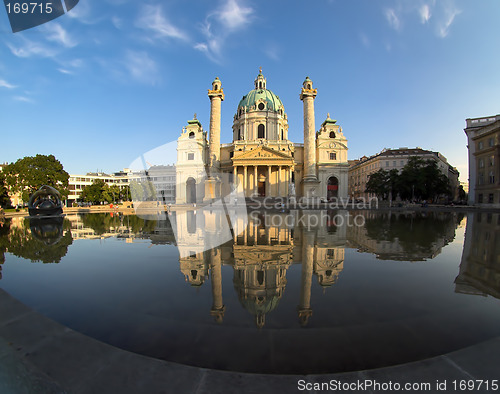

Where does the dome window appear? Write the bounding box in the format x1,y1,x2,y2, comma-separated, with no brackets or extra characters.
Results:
189,132,195,139
329,131,336,139
258,102,265,111
258,124,265,139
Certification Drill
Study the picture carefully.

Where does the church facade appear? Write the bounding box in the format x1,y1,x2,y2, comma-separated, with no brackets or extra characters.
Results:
176,70,348,204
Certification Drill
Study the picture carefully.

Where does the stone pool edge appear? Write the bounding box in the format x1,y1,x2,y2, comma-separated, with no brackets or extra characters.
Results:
0,288,499,394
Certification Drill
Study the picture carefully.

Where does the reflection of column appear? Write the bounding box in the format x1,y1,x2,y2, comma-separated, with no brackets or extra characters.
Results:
298,228,315,326
210,248,225,323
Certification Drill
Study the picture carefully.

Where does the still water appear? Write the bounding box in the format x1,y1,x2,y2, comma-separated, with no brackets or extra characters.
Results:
0,210,499,374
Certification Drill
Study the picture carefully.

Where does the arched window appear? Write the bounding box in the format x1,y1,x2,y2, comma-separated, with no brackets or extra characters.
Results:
189,132,195,139
214,84,219,90
259,82,262,89
307,83,311,89
238,129,242,140
258,124,265,139
329,131,336,139
281,129,284,140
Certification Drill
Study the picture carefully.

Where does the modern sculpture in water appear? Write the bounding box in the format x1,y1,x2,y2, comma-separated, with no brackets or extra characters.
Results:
28,185,64,217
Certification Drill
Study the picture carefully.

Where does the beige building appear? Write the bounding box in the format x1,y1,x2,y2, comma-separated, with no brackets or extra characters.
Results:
349,147,459,201
464,115,500,207
176,70,349,204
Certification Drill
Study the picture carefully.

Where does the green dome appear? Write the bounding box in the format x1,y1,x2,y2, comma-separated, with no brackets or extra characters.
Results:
237,88,284,113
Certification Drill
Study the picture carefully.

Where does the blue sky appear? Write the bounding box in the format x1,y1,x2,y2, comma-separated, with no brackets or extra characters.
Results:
1,0,499,181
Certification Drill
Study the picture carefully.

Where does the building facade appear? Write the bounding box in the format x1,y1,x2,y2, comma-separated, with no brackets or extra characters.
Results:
464,115,500,207
349,147,459,201
176,70,349,203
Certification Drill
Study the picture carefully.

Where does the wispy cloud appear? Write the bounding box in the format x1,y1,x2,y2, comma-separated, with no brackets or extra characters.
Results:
0,79,16,89
384,8,401,31
359,32,370,48
43,23,77,48
419,4,431,24
7,38,58,58
217,0,253,31
123,50,160,85
14,96,34,103
195,0,254,62
437,4,461,38
136,5,188,41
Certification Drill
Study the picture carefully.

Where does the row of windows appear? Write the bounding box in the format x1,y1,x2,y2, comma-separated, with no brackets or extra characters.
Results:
477,172,495,185
235,125,285,140
478,193,499,204
478,156,495,168
477,136,496,150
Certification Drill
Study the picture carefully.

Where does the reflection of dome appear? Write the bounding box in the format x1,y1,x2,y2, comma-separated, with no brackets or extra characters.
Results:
237,88,284,113
240,295,281,317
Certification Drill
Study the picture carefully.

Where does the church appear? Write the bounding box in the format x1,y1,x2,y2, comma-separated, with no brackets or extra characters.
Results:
175,69,348,204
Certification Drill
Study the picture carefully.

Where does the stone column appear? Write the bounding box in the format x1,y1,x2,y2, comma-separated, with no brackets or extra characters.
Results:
278,166,282,196
208,77,224,175
300,77,317,181
205,77,224,202
254,166,258,196
267,166,271,197
244,166,248,197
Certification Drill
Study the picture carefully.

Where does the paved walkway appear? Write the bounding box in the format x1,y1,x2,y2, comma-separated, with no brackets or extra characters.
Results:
0,289,499,394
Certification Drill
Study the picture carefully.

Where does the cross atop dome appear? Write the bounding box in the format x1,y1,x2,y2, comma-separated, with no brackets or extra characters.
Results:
255,67,267,90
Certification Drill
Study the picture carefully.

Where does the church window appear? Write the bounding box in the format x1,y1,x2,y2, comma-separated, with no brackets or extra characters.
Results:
281,129,284,140
330,152,336,160
258,102,265,110
189,132,195,139
307,84,311,89
188,153,194,160
258,124,265,139
329,131,336,139
214,84,219,90
230,151,234,158
238,129,242,140
257,270,264,285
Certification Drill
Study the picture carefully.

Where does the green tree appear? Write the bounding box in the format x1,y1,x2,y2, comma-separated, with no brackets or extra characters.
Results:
3,155,69,203
0,172,11,208
365,169,390,199
81,179,107,204
120,185,131,201
398,157,450,201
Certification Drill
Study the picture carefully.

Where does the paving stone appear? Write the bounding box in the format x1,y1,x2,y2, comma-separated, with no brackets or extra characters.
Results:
75,355,203,394
444,337,500,381
198,369,310,394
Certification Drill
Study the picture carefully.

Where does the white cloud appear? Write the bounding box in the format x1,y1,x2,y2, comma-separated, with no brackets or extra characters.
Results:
112,16,123,29
419,4,431,24
124,50,160,85
136,5,188,41
384,8,401,31
0,79,16,89
58,68,73,75
217,0,253,31
43,23,77,48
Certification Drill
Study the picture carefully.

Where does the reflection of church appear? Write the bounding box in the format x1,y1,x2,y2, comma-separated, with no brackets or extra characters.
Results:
176,70,349,203
177,210,346,328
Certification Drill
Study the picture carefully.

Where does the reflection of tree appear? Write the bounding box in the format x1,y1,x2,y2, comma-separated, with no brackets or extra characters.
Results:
80,213,122,235
79,213,159,236
363,212,461,257
0,219,11,276
7,219,73,264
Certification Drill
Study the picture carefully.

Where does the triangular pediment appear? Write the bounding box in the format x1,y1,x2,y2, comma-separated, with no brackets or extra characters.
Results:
232,146,293,162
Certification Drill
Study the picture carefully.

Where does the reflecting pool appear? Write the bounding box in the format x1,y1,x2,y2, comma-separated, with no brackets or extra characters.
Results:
0,210,499,374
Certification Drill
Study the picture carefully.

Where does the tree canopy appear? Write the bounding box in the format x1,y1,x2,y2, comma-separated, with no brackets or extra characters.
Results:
0,173,11,208
3,155,69,203
80,180,130,204
365,157,452,202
